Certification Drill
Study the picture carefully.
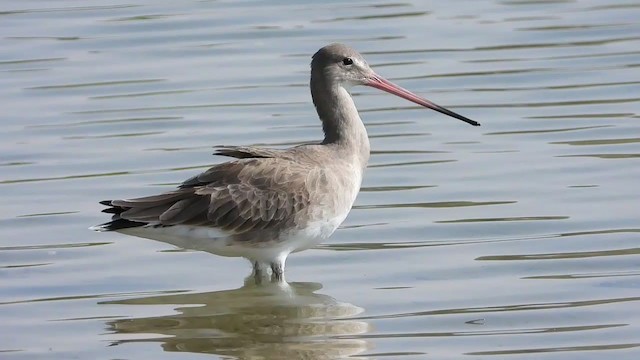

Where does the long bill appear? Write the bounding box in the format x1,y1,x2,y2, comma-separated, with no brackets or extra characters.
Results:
365,74,480,126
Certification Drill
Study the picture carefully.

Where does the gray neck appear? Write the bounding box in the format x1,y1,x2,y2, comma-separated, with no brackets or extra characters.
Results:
311,79,370,167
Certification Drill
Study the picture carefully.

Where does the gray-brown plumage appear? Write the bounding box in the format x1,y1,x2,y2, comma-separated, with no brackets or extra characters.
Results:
103,145,357,232
93,43,478,280
98,142,363,279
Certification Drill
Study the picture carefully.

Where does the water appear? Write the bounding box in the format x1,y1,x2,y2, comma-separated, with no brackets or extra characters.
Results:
1,0,639,358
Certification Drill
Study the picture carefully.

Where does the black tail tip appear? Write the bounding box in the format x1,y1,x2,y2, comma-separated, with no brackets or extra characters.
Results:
102,207,122,214
91,218,146,232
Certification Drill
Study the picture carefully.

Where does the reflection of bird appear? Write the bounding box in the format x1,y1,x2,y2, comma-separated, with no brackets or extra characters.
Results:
103,279,370,358
92,43,479,279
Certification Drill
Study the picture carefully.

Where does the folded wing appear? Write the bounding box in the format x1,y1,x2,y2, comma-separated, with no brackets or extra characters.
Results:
102,157,314,234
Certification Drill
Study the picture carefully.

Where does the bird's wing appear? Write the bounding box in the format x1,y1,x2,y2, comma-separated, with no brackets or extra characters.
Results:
106,157,319,234
213,145,284,159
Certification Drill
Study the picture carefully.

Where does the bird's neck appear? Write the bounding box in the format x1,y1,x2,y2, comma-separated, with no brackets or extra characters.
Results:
311,81,370,168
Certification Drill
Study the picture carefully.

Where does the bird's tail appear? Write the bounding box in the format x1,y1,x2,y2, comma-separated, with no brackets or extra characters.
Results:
89,200,147,232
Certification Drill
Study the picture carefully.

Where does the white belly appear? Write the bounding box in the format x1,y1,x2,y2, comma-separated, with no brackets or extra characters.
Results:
286,212,350,253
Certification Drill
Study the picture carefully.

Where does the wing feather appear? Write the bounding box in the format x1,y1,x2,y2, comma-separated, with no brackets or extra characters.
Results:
101,155,316,235
213,145,283,159
158,197,210,225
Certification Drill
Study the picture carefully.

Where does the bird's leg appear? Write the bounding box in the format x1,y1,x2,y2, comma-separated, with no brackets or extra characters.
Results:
251,260,269,283
270,259,285,282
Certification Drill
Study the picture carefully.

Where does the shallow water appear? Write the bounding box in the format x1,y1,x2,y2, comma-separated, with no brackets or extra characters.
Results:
1,0,639,359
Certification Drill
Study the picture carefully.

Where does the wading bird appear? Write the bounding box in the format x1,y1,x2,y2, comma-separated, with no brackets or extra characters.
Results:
92,43,479,281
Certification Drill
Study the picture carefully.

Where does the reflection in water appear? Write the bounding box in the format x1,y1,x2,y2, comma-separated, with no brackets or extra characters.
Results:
102,279,370,358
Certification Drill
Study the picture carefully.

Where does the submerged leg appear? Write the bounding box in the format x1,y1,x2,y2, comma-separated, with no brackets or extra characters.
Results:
270,258,286,282
251,260,269,283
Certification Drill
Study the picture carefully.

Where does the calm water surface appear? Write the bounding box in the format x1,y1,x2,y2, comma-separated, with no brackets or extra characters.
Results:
1,0,639,359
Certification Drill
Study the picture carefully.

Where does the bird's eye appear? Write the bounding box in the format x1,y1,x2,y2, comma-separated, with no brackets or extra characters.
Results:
342,57,354,66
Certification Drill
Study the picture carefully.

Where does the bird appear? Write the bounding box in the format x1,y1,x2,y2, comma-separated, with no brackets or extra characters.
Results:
92,43,479,281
